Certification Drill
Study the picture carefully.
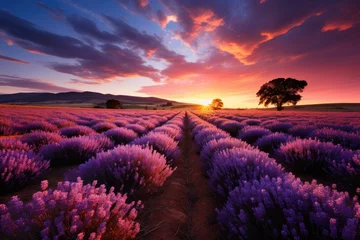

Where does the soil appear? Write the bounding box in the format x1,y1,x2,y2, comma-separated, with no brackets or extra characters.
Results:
137,113,219,240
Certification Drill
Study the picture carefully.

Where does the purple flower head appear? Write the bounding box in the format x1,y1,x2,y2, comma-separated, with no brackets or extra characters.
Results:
288,125,315,138
312,128,360,151
0,138,30,151
209,148,284,199
266,122,293,133
60,126,96,138
238,125,272,144
218,120,246,137
39,134,114,166
91,122,117,133
131,132,180,164
0,149,49,192
0,178,140,239
104,127,138,145
66,145,175,197
200,137,253,169
241,119,261,126
21,131,62,152
255,133,294,154
125,124,148,135
18,122,58,134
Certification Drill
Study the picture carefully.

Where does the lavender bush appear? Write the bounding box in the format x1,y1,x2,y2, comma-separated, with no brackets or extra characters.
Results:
200,137,253,169
66,145,175,197
39,135,114,166
0,138,30,151
0,178,140,239
91,122,117,133
131,132,180,164
60,126,96,138
105,127,138,145
255,133,294,154
18,121,58,134
209,148,284,199
312,128,360,150
0,149,49,192
241,119,261,126
21,131,62,152
194,128,230,152
238,125,272,144
265,122,293,133
0,119,14,136
288,125,315,138
217,174,360,239
218,120,246,137
125,124,148,135
276,139,353,175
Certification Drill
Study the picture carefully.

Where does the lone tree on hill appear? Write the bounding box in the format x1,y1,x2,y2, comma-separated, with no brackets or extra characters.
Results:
210,98,224,110
106,99,122,109
256,78,307,111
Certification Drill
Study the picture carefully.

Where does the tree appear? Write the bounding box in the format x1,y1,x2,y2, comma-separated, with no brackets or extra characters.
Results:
106,99,122,109
210,98,224,110
256,78,307,111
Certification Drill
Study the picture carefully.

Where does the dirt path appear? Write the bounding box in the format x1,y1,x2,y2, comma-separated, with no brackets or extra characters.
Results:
137,113,218,240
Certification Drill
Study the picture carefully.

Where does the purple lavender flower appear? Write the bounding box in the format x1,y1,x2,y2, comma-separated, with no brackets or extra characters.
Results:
238,125,272,144
312,128,360,150
255,133,294,154
66,145,175,197
18,121,58,134
39,134,114,166
91,122,117,133
21,131,62,152
0,178,140,239
125,124,148,135
60,126,96,138
0,138,30,151
104,127,138,145
0,149,49,192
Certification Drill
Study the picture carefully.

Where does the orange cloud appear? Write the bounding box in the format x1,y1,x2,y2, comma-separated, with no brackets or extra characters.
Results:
5,39,13,46
137,0,149,8
322,22,354,32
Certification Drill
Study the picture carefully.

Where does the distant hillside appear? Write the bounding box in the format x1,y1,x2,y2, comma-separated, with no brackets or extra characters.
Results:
0,91,199,109
265,103,360,112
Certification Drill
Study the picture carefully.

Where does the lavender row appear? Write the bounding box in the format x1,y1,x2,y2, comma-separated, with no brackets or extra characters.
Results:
188,113,360,240
196,112,360,190
0,108,176,136
0,113,185,239
0,113,177,194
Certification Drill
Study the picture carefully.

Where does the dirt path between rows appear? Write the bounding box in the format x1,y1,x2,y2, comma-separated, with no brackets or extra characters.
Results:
137,113,219,240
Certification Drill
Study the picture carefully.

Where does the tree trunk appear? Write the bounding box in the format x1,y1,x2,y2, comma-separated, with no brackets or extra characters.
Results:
276,103,283,111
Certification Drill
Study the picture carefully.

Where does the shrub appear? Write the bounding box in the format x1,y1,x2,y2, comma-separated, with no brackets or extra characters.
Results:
21,131,62,152
39,135,114,166
209,148,284,199
0,119,14,136
50,119,75,128
194,128,230,152
60,126,96,138
288,125,315,138
131,132,180,164
152,126,182,140
0,178,140,239
125,124,148,135
113,120,129,127
104,127,138,145
200,138,253,169
0,138,30,151
312,128,360,150
66,145,175,197
0,149,49,192
218,120,246,137
241,119,261,126
91,122,117,133
266,122,293,133
276,139,352,175
18,122,58,134
238,126,272,144
217,174,360,240
255,133,293,154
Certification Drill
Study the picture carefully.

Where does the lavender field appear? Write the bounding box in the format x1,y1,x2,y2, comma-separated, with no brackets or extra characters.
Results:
1,106,360,239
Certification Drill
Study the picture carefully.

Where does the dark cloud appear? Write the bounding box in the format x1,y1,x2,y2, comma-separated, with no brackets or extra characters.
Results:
0,10,162,83
0,75,76,92
36,2,65,19
0,54,29,64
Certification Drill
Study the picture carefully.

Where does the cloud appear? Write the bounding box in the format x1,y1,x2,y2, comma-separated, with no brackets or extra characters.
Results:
0,75,76,92
0,10,163,83
36,2,65,19
0,54,29,64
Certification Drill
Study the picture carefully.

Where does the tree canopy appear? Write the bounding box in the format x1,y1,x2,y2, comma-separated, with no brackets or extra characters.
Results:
256,78,307,111
210,98,224,110
106,99,122,109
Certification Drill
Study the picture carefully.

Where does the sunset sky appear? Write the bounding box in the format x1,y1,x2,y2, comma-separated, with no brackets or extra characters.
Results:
0,0,359,108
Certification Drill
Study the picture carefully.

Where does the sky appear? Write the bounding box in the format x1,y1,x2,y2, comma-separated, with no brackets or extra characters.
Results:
0,0,359,108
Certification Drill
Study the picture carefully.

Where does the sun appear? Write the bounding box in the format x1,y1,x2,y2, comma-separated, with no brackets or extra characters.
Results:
200,99,212,106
